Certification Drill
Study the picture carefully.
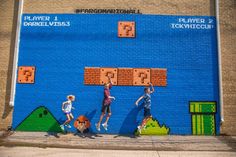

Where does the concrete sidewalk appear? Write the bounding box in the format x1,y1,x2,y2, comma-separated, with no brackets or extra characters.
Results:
0,131,236,151
1,146,236,157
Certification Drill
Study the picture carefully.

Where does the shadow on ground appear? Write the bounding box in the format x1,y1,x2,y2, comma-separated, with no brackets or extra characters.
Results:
114,105,143,138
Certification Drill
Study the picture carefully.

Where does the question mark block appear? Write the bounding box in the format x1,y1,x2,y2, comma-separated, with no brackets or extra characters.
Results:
17,66,35,84
118,21,135,38
100,68,118,85
133,68,150,86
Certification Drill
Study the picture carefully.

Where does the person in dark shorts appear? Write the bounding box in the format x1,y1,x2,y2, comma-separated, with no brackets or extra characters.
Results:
96,76,115,131
135,83,155,134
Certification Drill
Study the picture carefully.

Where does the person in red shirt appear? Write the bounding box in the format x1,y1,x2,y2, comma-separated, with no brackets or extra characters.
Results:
96,76,115,131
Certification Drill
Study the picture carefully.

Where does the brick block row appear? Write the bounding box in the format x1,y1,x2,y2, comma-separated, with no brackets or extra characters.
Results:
84,67,167,86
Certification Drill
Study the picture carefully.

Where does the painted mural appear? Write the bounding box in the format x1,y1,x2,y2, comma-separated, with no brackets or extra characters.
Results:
13,14,220,135
190,102,217,135
74,115,91,133
134,118,170,135
16,106,63,132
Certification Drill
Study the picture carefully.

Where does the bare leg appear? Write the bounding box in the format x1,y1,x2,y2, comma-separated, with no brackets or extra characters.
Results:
104,113,111,125
63,114,72,125
96,113,105,131
141,116,152,128
70,113,74,120
97,113,105,127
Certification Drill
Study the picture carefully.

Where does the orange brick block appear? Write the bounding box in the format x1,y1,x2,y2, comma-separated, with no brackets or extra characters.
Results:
151,68,167,86
100,68,118,85
17,66,35,84
84,67,100,85
117,68,133,86
133,68,150,86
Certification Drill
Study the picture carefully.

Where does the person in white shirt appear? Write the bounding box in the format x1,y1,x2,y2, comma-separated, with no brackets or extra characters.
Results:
60,95,75,131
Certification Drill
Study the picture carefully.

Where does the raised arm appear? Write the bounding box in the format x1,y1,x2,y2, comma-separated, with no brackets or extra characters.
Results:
150,83,154,93
105,76,113,89
135,95,144,106
108,75,112,83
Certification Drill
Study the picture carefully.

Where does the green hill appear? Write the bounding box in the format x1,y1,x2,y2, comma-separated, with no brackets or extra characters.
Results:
135,118,170,135
16,106,63,132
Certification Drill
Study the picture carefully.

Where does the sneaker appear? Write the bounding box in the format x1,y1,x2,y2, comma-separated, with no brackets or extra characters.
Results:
65,124,71,128
95,123,101,131
60,125,65,131
137,126,142,134
102,123,108,131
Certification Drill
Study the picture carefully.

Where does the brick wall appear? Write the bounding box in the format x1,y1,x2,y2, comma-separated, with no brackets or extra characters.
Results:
219,0,236,135
22,0,215,15
0,0,16,130
0,0,235,135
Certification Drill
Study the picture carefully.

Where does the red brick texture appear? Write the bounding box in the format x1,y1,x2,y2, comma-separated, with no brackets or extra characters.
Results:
117,68,133,85
84,67,167,86
84,67,100,85
151,68,167,86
